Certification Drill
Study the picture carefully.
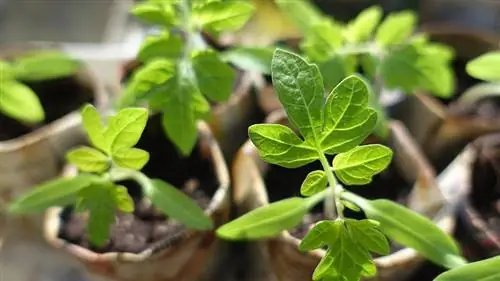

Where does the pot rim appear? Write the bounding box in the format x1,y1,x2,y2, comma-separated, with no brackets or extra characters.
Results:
0,45,109,151
43,120,230,262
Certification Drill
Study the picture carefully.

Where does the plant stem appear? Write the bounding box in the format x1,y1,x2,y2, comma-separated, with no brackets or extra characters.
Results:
318,153,344,220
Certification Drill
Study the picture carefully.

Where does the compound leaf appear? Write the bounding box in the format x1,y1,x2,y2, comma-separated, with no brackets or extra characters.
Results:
66,146,109,173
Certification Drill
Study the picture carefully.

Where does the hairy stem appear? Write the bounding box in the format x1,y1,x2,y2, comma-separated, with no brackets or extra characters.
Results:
318,153,344,220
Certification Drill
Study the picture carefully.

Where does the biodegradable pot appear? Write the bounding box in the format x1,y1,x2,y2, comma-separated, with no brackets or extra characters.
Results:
391,28,500,171
231,110,459,281
0,46,108,214
456,134,500,261
120,60,256,161
44,117,230,281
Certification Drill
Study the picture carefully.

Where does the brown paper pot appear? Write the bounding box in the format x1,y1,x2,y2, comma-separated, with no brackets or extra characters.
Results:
0,45,108,218
120,60,256,160
232,110,458,281
44,118,230,281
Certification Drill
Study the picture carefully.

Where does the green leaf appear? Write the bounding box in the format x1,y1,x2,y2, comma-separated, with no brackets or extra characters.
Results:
130,1,176,26
194,1,254,32
344,6,382,43
76,183,116,246
137,33,182,62
344,193,467,269
434,256,500,281
248,124,318,168
0,80,44,123
275,0,324,34
8,174,98,214
466,51,500,82
192,50,235,102
360,53,380,81
0,60,13,80
104,108,148,153
300,219,388,280
66,146,110,173
375,11,417,47
271,49,324,142
112,148,150,171
320,75,378,154
300,170,327,196
301,19,343,62
113,185,134,213
342,200,361,212
216,197,311,240
142,179,213,230
318,56,350,92
81,104,107,152
220,47,275,75
12,52,80,81
333,144,393,185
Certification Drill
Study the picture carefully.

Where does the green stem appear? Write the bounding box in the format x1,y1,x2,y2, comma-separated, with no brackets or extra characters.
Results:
318,153,345,220
109,168,153,193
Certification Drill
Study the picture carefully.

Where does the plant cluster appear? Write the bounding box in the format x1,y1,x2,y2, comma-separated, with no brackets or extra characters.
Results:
0,52,80,124
216,49,466,281
9,104,212,245
120,0,274,156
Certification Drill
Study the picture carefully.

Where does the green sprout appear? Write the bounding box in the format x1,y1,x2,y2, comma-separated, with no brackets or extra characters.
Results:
8,104,212,246
216,49,466,281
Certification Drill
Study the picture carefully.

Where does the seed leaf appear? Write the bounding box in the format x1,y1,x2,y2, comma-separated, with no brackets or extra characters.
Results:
320,75,378,154
0,80,44,123
271,49,324,142
216,197,311,240
142,179,213,230
344,6,382,43
8,174,99,214
12,52,80,81
434,256,500,281
301,170,327,196
130,1,176,26
194,1,254,32
466,51,500,82
112,148,150,170
81,104,107,152
138,33,183,62
248,124,319,168
192,50,234,102
220,47,275,75
66,146,110,173
104,107,148,153
76,183,116,246
113,185,134,213
375,11,417,47
344,193,467,269
333,144,393,185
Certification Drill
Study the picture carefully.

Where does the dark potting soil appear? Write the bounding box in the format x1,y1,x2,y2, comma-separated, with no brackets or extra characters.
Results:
0,76,94,141
58,114,219,253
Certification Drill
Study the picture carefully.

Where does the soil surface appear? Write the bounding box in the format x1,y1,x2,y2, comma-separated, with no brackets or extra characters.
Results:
0,76,94,141
58,114,218,253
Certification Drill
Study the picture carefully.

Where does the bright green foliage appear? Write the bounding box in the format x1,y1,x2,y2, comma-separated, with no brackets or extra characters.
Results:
216,49,465,281
220,47,275,75
434,256,500,281
466,51,500,82
375,11,417,47
9,104,213,247
0,52,79,124
123,0,262,156
344,6,383,43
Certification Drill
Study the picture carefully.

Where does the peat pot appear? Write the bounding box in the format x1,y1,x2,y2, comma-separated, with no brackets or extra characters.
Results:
120,59,256,161
231,110,461,281
44,116,230,281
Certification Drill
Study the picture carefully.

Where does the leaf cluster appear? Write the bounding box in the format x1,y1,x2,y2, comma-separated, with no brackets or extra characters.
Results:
123,0,275,156
216,49,466,281
9,104,213,246
0,52,80,124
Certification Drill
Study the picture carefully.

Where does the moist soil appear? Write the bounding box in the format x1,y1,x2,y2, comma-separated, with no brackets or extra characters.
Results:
0,76,94,141
58,114,219,254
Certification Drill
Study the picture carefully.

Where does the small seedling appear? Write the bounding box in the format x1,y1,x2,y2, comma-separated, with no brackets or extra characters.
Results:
121,0,274,156
8,104,213,246
216,49,466,281
433,255,500,281
0,52,80,125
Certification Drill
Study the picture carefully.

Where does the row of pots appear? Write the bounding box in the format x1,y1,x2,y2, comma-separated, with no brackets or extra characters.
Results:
1,27,500,281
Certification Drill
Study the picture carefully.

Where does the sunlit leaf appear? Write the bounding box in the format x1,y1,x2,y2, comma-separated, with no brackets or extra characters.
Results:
66,146,110,173
0,80,44,123
466,51,500,82
104,108,148,153
375,11,417,47
192,50,234,102
300,170,327,196
81,104,107,152
12,52,80,81
194,1,254,32
112,148,150,170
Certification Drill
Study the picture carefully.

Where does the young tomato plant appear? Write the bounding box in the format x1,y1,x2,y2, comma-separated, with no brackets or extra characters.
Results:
121,0,274,156
216,49,466,281
277,4,456,138
0,52,80,125
8,104,212,246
